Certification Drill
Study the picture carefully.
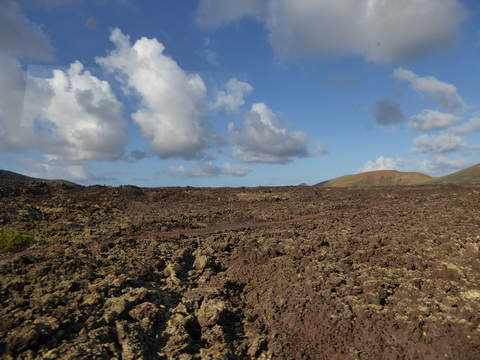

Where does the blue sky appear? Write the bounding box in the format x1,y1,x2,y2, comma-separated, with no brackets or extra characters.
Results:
1,0,480,187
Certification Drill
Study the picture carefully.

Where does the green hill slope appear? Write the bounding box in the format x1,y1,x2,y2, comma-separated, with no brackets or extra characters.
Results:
0,169,79,186
315,163,480,187
425,163,480,185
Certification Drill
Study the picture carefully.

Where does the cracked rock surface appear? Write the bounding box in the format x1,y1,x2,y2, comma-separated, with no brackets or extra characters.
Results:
1,182,480,359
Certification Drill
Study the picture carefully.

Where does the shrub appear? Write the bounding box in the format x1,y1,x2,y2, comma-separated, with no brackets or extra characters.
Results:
0,230,35,254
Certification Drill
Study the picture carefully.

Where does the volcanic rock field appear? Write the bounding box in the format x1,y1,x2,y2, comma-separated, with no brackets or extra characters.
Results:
1,182,480,359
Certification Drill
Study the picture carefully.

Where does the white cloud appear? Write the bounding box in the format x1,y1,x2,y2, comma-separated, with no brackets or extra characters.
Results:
230,102,309,164
219,162,251,176
96,28,217,160
198,0,466,63
449,118,480,135
412,134,464,154
0,55,36,152
165,162,250,177
362,155,472,176
362,156,410,172
20,62,127,161
394,68,466,112
0,0,53,59
418,155,473,175
409,109,460,131
0,3,127,184
24,157,95,182
196,0,266,28
210,78,253,114
1,58,127,161
201,37,219,66
465,145,480,154
372,98,404,126
165,165,196,177
269,0,465,62
314,141,328,156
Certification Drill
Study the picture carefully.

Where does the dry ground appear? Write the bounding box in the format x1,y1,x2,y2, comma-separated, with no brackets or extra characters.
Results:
1,182,480,359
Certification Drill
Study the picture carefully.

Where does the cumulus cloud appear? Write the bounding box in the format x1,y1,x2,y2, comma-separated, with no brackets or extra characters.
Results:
24,157,96,182
210,78,253,114
0,4,127,183
449,118,480,135
165,162,250,177
393,68,466,112
229,102,309,164
28,62,127,161
372,98,404,126
0,58,127,162
419,155,473,175
362,156,410,172
96,28,217,160
196,0,266,28
362,155,472,176
197,0,466,63
219,162,251,176
0,55,36,152
270,0,465,62
0,0,53,59
412,134,464,154
409,109,460,131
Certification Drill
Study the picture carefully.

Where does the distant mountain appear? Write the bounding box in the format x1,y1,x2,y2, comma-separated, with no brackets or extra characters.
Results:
315,163,480,187
0,169,79,186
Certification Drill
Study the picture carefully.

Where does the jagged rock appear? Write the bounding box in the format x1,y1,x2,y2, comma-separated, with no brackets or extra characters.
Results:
128,301,160,330
193,254,209,271
103,297,128,322
248,337,267,358
5,323,38,355
197,298,227,328
115,321,144,360
161,313,195,356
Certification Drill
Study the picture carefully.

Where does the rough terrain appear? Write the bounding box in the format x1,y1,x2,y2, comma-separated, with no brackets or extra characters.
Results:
1,182,480,359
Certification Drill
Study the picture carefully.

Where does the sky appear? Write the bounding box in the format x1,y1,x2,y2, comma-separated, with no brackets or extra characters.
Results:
1,0,480,187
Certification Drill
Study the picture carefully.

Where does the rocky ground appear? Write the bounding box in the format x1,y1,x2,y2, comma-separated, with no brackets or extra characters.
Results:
0,182,480,359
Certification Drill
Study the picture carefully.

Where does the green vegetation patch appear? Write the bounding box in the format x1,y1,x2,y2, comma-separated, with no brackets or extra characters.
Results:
0,230,35,254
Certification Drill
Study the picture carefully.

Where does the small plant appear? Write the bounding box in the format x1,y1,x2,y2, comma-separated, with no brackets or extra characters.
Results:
0,230,35,254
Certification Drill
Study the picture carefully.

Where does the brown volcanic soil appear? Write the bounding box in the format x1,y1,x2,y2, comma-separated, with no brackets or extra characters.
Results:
1,182,480,359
